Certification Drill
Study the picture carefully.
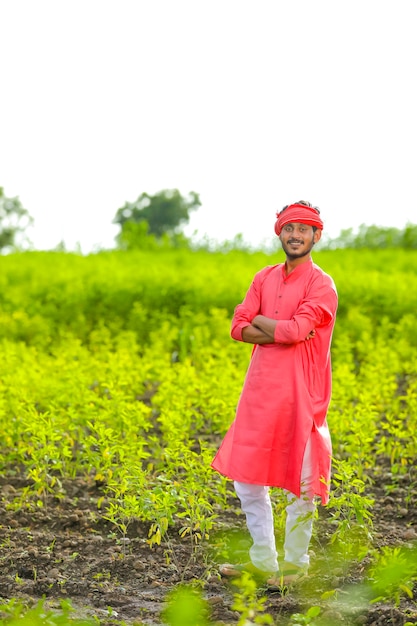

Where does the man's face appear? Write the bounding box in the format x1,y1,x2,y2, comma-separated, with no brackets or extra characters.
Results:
279,222,321,260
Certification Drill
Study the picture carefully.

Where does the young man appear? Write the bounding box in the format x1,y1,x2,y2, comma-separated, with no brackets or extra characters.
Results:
211,201,338,587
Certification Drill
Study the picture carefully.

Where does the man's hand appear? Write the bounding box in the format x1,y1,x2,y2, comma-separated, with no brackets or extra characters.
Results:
305,329,316,340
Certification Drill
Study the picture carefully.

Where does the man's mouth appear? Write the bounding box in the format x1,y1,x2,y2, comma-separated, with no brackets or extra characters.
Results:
288,240,303,246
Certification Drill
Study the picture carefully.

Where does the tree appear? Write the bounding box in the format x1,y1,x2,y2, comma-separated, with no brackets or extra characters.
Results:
113,189,201,244
402,223,417,249
0,187,33,251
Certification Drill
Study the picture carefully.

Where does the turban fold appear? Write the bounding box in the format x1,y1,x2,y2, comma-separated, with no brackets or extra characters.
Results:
274,203,324,236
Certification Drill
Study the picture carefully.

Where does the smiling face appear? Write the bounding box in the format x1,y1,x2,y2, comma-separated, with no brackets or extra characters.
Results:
279,222,322,261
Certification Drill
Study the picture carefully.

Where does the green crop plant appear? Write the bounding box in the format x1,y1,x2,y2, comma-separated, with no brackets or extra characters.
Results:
368,542,417,606
0,597,97,625
21,409,75,501
289,606,322,625
162,584,210,626
102,466,148,539
231,572,274,625
144,484,179,548
326,458,374,564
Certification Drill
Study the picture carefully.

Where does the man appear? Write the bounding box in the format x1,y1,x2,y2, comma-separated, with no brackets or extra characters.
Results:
211,201,338,587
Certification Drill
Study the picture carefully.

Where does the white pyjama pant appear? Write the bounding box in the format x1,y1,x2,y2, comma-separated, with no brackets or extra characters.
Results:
234,433,317,573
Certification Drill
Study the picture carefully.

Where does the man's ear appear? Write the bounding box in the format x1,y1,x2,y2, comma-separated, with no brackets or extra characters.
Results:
313,229,322,244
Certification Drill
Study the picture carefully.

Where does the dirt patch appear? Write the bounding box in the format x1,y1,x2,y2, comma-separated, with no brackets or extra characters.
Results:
0,472,416,625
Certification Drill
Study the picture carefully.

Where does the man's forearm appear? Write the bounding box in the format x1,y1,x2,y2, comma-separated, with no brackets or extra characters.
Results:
251,315,277,340
241,324,273,344
252,314,317,343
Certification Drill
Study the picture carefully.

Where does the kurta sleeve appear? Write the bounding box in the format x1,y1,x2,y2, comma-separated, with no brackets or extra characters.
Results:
273,274,337,344
231,270,265,341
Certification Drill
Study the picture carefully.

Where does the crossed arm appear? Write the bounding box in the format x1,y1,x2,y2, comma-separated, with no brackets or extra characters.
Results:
241,314,315,345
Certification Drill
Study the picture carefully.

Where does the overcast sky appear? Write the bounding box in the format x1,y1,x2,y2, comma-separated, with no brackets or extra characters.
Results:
1,1,416,252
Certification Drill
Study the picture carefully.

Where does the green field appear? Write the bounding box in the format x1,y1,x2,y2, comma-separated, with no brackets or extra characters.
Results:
0,248,416,625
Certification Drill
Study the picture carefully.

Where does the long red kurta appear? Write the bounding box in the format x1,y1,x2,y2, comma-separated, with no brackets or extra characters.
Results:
211,258,338,504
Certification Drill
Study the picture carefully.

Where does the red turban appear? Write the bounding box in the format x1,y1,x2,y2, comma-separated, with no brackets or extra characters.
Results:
274,203,324,236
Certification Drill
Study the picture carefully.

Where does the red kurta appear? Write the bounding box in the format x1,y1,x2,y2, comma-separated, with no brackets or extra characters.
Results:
211,258,338,504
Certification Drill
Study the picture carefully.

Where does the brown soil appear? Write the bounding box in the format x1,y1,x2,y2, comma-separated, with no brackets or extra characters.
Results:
0,471,416,626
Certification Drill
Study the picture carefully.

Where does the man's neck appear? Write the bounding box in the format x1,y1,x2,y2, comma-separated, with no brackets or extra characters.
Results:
284,254,311,275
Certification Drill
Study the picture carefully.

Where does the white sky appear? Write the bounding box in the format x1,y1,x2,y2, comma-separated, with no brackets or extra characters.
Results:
1,0,416,252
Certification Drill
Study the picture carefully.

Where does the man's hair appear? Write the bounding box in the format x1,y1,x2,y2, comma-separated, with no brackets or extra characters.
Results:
279,200,321,215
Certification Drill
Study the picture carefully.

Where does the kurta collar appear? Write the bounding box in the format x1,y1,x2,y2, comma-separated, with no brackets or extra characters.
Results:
281,257,313,281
